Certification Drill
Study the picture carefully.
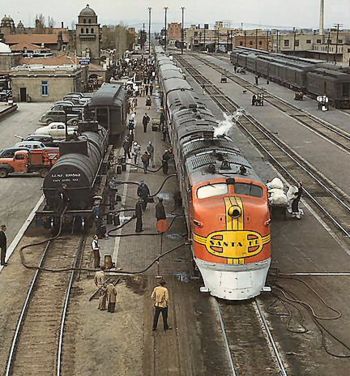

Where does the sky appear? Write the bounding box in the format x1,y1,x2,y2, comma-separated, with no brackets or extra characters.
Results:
2,0,350,31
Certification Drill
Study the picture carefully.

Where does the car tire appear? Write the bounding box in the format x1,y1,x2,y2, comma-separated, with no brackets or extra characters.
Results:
0,168,8,178
72,119,78,126
46,119,53,125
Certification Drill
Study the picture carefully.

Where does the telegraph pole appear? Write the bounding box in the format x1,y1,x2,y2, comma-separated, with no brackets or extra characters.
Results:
334,23,341,64
255,28,258,49
148,7,152,54
266,30,269,51
293,27,296,53
141,23,145,50
164,7,168,52
181,6,185,54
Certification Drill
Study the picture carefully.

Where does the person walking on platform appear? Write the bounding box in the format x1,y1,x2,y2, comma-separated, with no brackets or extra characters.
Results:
161,123,168,142
91,235,101,269
160,111,165,127
133,142,141,165
122,137,131,159
135,199,143,232
146,96,152,110
147,141,155,168
145,83,149,96
291,182,303,219
142,113,150,133
155,197,167,232
150,83,154,96
162,149,172,175
141,151,151,173
137,180,151,211
152,280,171,331
0,225,7,267
107,283,118,313
94,266,107,310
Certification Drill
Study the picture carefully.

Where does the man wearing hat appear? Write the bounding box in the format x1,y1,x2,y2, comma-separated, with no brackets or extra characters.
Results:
151,279,171,331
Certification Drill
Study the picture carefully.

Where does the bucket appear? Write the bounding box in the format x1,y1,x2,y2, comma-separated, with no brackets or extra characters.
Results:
104,255,113,269
107,212,113,224
113,214,120,226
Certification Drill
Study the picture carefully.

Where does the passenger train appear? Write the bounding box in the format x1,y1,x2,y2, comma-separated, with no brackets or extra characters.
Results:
156,48,271,300
231,47,350,109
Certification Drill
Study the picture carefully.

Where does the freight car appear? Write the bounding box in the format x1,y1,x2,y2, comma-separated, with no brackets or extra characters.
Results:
157,49,271,300
231,47,350,108
37,122,109,230
87,83,127,142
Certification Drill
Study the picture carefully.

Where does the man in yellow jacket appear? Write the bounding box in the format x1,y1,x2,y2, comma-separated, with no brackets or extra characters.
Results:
151,280,171,331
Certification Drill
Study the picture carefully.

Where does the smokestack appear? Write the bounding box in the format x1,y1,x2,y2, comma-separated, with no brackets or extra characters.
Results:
61,21,64,28
319,0,324,35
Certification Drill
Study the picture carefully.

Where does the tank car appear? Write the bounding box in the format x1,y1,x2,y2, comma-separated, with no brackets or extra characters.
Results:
157,51,271,300
39,122,109,229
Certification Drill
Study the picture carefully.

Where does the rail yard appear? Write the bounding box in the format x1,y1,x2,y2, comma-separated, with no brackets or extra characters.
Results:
1,23,350,376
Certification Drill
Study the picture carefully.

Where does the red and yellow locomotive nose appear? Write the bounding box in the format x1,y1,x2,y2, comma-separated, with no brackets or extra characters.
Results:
192,195,271,265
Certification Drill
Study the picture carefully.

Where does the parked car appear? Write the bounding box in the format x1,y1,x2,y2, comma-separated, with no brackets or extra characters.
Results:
15,141,48,150
15,134,60,147
0,147,29,158
39,110,80,125
34,122,76,138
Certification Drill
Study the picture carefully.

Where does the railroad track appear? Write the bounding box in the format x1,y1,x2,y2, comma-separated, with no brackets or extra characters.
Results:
214,298,288,375
5,235,85,376
190,53,350,154
175,55,350,239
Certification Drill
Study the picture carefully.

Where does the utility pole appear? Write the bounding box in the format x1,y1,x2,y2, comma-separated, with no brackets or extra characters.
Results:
293,27,296,53
181,6,185,54
141,23,145,50
148,7,152,54
227,30,229,52
230,30,233,51
334,23,341,64
327,29,331,62
164,7,168,52
244,30,247,47
255,28,258,49
266,30,269,51
203,27,206,51
276,30,279,53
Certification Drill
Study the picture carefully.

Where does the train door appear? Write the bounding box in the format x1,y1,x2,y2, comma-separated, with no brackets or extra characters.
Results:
342,83,349,97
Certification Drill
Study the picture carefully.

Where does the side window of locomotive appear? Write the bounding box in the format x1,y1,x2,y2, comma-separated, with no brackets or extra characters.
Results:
197,183,228,199
235,183,263,198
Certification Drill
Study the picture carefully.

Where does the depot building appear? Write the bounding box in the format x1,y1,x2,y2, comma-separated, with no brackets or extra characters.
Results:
10,55,88,102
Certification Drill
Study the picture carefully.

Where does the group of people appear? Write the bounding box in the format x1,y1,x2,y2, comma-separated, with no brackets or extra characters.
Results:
93,265,171,331
94,266,118,313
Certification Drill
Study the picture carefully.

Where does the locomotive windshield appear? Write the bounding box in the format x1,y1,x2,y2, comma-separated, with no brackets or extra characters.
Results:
235,183,263,198
197,183,228,199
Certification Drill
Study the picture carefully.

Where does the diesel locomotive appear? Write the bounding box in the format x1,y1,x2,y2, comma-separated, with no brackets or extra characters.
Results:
157,49,271,300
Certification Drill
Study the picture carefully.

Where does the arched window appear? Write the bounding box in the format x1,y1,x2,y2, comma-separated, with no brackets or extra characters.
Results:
91,28,94,34
83,18,86,23
86,28,89,33
81,28,84,33
88,19,91,24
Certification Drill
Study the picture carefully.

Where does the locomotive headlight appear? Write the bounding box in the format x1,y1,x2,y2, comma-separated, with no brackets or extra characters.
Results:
228,206,241,218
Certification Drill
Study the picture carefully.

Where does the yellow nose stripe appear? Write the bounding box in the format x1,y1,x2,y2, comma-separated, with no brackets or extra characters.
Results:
225,197,244,231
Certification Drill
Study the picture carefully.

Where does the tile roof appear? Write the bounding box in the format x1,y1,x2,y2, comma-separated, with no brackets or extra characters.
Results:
10,42,43,51
5,33,63,46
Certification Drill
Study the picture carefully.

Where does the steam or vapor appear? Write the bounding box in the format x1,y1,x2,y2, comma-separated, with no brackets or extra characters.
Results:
214,109,244,137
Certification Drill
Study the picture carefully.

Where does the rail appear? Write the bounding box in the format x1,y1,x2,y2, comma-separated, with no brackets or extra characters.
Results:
5,235,85,376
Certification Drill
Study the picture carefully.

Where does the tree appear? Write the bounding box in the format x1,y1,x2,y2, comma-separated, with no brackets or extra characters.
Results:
35,14,45,33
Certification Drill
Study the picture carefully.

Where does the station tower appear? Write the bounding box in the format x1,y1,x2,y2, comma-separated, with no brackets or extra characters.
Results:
75,4,101,61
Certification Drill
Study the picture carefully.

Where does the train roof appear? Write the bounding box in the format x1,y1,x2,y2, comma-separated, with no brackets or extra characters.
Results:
185,149,260,185
88,83,125,107
163,77,192,95
167,90,206,113
160,69,184,80
308,67,350,80
181,137,240,160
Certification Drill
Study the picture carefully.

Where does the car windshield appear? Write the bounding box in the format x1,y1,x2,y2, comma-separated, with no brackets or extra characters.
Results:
197,183,228,199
